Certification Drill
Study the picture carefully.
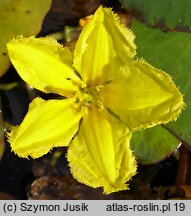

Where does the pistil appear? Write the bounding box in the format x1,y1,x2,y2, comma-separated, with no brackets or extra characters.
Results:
74,85,104,112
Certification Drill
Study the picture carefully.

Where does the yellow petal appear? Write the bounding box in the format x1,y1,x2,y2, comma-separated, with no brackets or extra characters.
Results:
67,108,137,194
103,60,185,130
7,36,82,97
7,97,82,158
73,6,136,86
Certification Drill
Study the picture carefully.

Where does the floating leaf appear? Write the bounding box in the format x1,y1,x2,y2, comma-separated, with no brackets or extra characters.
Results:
131,125,180,164
120,0,191,30
0,0,52,77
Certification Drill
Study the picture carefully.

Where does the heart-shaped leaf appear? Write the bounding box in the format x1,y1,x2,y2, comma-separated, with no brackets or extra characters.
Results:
131,125,180,164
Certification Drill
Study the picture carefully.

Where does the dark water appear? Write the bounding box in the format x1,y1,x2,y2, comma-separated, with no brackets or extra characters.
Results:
0,68,33,199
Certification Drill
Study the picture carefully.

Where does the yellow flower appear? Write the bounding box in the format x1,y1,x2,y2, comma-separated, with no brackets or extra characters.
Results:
6,7,184,194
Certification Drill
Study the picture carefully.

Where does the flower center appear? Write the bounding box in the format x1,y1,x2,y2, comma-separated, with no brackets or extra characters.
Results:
74,85,104,111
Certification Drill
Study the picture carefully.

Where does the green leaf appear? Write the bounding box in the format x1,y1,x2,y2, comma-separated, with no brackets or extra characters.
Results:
131,125,180,164
0,0,52,77
120,0,191,29
131,20,191,147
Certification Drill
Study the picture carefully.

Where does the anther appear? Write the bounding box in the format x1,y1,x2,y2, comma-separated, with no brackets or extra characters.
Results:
95,85,103,92
95,100,104,111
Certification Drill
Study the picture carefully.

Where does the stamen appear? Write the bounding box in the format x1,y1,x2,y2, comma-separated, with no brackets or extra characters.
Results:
72,86,104,112
95,84,103,92
95,100,104,111
81,106,88,117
